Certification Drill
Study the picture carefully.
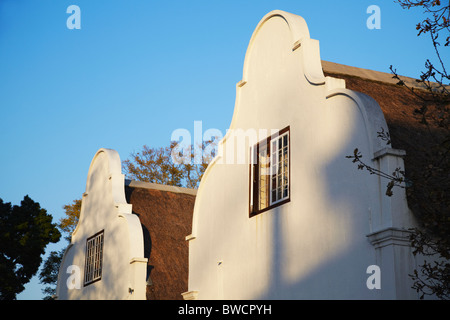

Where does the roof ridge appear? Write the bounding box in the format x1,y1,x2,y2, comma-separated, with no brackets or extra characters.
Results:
125,179,197,196
321,60,445,91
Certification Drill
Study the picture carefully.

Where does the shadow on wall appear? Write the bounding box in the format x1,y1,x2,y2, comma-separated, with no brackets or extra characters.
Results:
254,128,418,300
255,205,379,300
125,186,154,298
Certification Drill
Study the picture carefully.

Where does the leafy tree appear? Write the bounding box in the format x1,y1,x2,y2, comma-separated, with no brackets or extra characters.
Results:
39,199,81,299
123,140,216,189
39,250,63,300
59,199,81,242
123,142,185,187
0,195,61,300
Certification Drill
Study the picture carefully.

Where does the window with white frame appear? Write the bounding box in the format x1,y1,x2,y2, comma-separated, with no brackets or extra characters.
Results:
84,230,104,286
250,126,290,217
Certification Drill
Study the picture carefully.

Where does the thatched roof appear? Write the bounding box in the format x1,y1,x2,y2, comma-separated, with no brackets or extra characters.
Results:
125,180,196,300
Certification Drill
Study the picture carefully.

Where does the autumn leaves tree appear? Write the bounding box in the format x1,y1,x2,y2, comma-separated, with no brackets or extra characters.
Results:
122,140,215,189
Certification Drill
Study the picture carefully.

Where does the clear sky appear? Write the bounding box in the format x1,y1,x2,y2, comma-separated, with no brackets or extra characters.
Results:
0,0,437,299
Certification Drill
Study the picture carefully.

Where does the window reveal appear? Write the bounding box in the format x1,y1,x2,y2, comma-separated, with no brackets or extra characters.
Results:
250,126,290,217
84,230,104,286
271,131,289,204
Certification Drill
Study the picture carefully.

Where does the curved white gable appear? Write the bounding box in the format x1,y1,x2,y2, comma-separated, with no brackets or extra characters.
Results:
56,148,147,300
242,10,324,85
187,10,417,299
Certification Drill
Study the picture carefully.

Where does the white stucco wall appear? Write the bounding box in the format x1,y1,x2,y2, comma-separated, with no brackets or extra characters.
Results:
186,10,419,300
56,148,147,300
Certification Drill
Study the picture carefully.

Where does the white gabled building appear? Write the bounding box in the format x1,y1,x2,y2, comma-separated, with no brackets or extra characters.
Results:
56,148,196,300
56,148,148,300
56,10,440,301
184,10,422,300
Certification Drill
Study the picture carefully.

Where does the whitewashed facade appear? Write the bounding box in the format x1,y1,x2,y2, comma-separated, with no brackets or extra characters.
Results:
184,10,421,300
56,148,148,300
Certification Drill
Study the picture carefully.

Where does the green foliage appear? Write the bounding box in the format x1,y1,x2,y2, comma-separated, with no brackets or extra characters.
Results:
39,250,63,300
0,195,61,300
39,199,81,300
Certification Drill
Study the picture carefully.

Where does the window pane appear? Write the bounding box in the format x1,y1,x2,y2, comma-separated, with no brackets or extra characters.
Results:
252,128,289,212
84,231,104,285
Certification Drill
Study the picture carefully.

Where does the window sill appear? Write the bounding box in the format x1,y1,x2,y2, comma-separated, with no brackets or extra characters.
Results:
249,198,290,218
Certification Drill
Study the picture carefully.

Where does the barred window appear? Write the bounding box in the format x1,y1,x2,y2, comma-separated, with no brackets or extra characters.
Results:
84,230,104,286
250,126,290,217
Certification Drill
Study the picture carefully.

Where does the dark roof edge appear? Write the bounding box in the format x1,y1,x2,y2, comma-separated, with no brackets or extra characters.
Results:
322,60,447,91
125,179,197,196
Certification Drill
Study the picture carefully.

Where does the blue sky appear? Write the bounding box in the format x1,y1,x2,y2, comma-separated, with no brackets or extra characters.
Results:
0,0,437,299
